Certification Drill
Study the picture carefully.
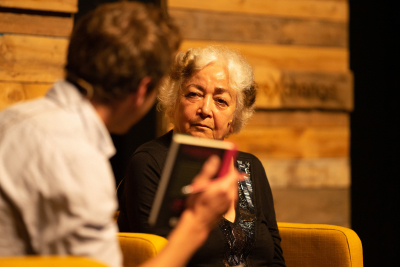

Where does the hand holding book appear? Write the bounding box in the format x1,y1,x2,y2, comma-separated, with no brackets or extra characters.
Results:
149,134,239,230
184,155,243,229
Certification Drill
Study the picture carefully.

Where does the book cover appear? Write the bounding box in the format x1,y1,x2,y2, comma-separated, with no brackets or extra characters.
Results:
148,134,237,230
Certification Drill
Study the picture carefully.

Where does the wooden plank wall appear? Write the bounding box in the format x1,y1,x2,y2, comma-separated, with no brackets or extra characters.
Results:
0,0,76,110
168,0,351,227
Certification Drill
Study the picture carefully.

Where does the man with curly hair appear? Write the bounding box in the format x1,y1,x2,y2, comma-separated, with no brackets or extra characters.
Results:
0,2,240,267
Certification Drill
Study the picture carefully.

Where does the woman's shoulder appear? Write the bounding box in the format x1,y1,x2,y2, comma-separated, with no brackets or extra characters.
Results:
129,131,173,169
236,150,265,172
134,130,173,155
237,150,260,162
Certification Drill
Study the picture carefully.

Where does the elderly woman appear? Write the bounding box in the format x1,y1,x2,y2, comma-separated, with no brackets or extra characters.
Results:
118,46,286,267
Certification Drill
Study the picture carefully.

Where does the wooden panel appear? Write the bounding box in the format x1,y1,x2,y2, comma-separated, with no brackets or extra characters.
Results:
0,12,73,37
227,111,350,158
273,188,349,227
254,68,353,110
0,34,68,83
168,0,348,22
169,0,351,231
179,40,349,72
0,0,77,13
236,110,349,127
261,157,350,188
170,8,347,47
0,82,50,110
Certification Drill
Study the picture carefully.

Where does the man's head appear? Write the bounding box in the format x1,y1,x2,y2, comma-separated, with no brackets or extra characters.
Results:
65,1,181,105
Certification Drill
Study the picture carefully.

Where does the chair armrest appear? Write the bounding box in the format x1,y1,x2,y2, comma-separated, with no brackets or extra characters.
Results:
0,256,108,267
278,222,363,267
118,232,168,267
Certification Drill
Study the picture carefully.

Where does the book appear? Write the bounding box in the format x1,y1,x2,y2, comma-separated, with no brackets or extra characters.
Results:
148,133,237,230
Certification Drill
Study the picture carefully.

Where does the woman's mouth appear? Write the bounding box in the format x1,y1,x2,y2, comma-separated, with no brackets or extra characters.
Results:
192,124,212,130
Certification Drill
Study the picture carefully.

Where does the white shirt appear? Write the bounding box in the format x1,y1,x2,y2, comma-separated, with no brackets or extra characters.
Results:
0,80,122,267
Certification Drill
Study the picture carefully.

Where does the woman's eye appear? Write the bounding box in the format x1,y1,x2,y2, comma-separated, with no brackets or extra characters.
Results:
216,98,228,106
186,92,199,98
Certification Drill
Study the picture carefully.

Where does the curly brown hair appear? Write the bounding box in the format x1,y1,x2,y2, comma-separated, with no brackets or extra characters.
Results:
65,1,181,104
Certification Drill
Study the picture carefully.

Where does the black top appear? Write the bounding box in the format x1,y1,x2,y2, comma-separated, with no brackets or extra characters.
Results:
118,131,286,267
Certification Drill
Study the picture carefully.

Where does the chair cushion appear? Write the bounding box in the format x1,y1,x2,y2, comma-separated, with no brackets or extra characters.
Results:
118,232,168,267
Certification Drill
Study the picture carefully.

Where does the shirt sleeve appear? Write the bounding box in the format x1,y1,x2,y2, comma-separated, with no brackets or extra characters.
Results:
253,156,286,267
53,142,122,267
0,129,122,267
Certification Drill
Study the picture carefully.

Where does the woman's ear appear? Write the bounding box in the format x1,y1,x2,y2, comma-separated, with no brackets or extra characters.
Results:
228,120,234,133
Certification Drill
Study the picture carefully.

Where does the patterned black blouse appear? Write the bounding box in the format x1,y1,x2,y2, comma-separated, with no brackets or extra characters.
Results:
218,160,255,267
118,131,286,267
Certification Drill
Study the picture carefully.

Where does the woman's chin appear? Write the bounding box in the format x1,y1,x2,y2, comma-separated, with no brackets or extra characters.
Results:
188,131,214,140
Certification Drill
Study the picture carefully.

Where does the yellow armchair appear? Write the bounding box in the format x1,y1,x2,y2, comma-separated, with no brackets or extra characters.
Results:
0,233,167,267
118,223,363,267
278,222,363,267
1,223,362,267
0,256,108,266
118,232,167,267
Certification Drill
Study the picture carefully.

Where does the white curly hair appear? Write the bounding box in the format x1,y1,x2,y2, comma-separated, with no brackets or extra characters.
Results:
158,45,257,133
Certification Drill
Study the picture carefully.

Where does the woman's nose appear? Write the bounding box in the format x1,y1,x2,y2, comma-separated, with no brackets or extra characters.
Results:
199,96,212,117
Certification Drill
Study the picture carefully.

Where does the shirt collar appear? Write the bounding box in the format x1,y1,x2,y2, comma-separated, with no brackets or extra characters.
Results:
46,80,116,158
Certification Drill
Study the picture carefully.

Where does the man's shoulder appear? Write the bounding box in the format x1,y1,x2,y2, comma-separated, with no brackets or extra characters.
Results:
0,99,51,147
0,99,90,158
0,98,49,128
1,95,74,130
0,81,89,135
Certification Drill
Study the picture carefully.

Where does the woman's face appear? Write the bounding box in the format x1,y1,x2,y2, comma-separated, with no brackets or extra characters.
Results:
172,63,237,140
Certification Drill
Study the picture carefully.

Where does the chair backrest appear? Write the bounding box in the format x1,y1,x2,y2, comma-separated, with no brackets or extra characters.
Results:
0,256,108,267
278,222,363,267
118,232,168,267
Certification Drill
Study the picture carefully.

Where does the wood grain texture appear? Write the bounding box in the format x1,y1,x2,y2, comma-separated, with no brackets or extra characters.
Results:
235,110,349,127
168,0,348,22
168,0,351,230
0,12,73,37
227,111,350,158
0,0,77,13
229,126,349,158
261,157,350,188
170,8,348,47
0,82,50,110
273,188,349,227
179,40,349,72
0,34,68,83
255,68,353,110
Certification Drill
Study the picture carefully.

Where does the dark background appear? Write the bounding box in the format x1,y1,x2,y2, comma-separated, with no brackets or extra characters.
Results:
349,1,398,266
77,1,399,265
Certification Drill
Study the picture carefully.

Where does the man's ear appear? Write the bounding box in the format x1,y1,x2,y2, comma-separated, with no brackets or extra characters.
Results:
132,76,152,107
